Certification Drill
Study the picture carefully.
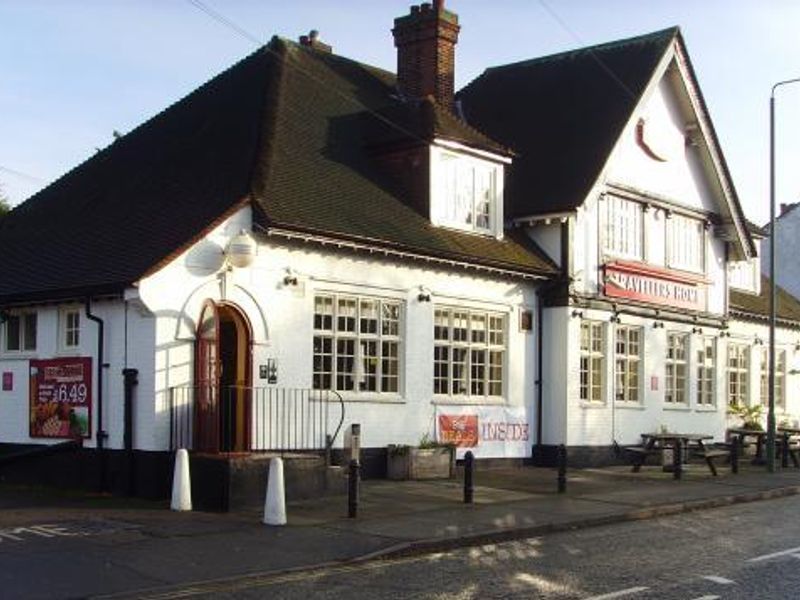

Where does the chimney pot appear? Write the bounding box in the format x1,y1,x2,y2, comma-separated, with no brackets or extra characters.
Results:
299,29,332,53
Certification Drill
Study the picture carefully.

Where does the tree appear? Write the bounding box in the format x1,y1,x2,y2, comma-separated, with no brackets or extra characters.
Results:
0,185,10,217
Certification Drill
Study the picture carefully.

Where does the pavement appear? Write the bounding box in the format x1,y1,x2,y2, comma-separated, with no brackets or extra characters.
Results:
2,461,800,599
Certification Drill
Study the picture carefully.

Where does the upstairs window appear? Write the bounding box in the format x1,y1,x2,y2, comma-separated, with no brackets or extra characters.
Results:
3,311,37,353
601,195,644,260
728,258,760,294
667,213,705,273
434,149,501,236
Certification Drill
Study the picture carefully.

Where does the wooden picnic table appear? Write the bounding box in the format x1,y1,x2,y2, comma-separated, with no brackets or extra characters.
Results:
777,427,800,468
628,433,719,479
727,428,768,465
726,427,799,468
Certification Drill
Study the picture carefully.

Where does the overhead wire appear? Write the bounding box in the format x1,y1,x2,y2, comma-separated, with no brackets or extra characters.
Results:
537,0,638,101
0,165,46,184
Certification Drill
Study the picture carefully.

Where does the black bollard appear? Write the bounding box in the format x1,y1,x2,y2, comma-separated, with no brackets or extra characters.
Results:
731,437,739,474
348,459,360,518
463,451,474,504
673,439,682,480
557,444,567,493
782,432,790,469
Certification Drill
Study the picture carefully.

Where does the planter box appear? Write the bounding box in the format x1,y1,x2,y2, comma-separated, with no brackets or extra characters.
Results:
386,446,454,480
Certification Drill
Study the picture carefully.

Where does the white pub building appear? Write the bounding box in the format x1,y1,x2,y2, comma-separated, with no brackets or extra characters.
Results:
1,2,798,501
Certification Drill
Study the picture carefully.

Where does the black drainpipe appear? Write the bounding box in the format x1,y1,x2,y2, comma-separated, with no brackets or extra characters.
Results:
122,368,139,496
85,298,108,489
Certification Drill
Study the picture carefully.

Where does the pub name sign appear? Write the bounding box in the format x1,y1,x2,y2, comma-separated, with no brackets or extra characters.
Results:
603,262,704,311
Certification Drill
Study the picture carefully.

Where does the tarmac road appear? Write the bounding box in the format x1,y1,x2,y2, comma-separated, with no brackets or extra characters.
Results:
172,495,800,600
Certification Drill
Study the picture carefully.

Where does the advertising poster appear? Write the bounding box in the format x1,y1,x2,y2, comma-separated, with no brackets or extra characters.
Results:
436,405,530,459
29,358,92,439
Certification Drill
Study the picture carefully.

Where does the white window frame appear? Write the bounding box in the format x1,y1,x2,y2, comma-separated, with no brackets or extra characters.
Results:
696,336,716,407
614,325,642,403
760,347,786,410
434,306,506,400
666,213,706,273
60,308,81,351
665,332,688,404
432,148,503,237
727,343,749,407
2,310,37,353
601,195,644,261
579,321,605,403
728,257,760,294
312,294,403,396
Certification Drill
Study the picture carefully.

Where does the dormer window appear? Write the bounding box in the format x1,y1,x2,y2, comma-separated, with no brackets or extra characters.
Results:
430,145,504,238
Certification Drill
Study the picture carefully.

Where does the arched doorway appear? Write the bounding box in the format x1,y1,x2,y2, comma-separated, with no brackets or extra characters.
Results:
195,300,252,453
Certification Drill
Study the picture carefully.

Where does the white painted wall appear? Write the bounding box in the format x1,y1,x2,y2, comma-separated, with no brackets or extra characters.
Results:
606,77,716,214
132,206,540,453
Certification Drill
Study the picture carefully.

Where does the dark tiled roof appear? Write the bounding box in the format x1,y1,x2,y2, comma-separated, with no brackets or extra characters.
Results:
457,28,678,219
363,96,512,155
0,38,554,304
251,41,544,272
745,219,767,238
730,276,800,325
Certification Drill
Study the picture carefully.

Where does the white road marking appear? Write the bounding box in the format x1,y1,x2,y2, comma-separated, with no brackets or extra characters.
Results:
701,575,735,585
748,545,800,562
583,587,649,600
690,596,720,600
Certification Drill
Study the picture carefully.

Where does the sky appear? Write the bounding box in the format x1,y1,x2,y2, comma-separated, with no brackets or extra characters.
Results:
1,0,798,226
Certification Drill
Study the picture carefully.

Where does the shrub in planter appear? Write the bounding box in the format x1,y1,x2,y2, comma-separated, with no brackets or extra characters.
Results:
386,436,455,480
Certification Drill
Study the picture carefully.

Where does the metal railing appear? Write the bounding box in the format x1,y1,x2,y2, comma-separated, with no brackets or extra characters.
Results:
168,385,344,455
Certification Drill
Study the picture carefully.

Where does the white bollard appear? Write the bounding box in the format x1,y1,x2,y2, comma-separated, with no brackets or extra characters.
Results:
170,448,192,511
263,457,287,525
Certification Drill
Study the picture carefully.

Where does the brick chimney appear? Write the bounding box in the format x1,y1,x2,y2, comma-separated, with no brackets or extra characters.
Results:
392,0,460,110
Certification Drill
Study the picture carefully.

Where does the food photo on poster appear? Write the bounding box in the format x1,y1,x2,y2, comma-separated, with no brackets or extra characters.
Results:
436,405,530,459
29,358,92,439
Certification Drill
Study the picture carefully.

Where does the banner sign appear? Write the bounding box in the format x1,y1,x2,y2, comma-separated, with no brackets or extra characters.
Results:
603,262,704,310
436,405,530,459
29,358,92,439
